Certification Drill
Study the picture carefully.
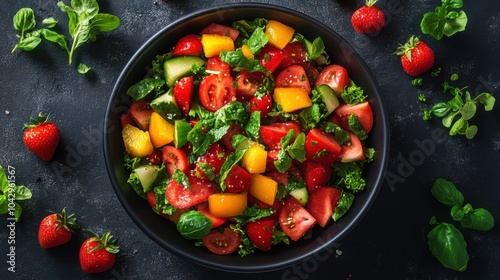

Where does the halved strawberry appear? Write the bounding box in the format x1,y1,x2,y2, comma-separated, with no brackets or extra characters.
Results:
307,187,341,228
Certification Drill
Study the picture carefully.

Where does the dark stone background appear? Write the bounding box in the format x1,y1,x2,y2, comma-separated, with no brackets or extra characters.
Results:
1,1,499,279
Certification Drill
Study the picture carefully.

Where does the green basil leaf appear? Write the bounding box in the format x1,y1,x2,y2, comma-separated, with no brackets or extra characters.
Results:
176,210,212,240
13,8,36,33
449,117,467,136
0,196,7,214
460,208,495,231
442,111,457,128
219,148,250,192
427,221,469,272
73,18,91,49
443,11,468,37
340,80,367,105
465,125,478,140
431,178,464,207
42,17,58,28
77,63,91,74
172,169,191,189
474,93,495,111
89,13,120,41
420,12,445,40
0,166,8,192
57,1,78,36
430,102,450,117
288,132,306,162
40,29,69,52
14,185,32,201
126,78,165,101
274,149,292,173
460,100,476,121
15,36,42,51
450,205,464,221
220,50,269,73
72,0,100,18
347,114,368,141
446,0,464,10
332,191,354,221
245,111,260,140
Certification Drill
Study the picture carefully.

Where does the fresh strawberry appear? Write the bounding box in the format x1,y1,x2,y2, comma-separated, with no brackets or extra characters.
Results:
22,113,60,161
38,208,78,249
351,0,386,34
396,36,435,76
79,231,120,274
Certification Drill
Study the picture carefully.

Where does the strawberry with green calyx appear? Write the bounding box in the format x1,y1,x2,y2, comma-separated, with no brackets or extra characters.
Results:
351,0,386,34
396,36,435,77
38,207,78,249
79,230,120,274
22,113,60,161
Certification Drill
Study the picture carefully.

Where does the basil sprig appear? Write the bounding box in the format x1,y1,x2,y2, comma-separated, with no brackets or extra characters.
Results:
428,178,495,271
420,0,468,40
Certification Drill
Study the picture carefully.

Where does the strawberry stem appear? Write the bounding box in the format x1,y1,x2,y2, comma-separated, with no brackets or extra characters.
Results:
365,0,378,7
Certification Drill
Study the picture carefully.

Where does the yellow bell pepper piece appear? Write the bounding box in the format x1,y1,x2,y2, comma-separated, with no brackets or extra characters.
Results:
208,192,247,218
249,174,278,206
201,34,235,58
273,87,312,112
122,124,154,158
241,143,267,174
265,20,295,50
241,44,253,59
149,112,174,148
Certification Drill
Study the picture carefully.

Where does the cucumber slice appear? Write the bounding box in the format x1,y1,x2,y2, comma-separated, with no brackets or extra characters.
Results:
133,165,159,191
164,56,205,87
150,89,182,123
174,119,192,148
289,187,309,206
317,84,340,114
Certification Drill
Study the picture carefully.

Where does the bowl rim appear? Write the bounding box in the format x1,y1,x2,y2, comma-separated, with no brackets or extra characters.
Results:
104,2,390,273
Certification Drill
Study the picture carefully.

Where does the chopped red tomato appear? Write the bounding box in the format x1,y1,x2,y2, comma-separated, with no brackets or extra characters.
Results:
206,56,232,76
199,74,236,112
202,226,241,255
225,164,252,193
259,45,285,73
331,101,374,134
300,161,332,192
305,128,341,166
307,187,341,228
162,146,189,176
338,133,365,163
166,172,216,209
200,23,240,41
315,64,350,95
259,121,301,150
172,34,203,57
235,70,264,101
275,65,311,93
249,93,272,118
195,143,227,178
279,197,316,241
278,42,308,70
246,219,275,251
128,100,154,131
173,76,194,115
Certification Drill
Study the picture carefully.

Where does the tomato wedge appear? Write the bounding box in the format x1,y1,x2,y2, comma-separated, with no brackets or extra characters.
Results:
206,56,231,76
246,219,275,251
166,172,216,209
275,65,311,93
235,70,264,101
315,64,350,95
162,146,189,176
259,121,301,150
249,93,272,118
305,128,341,166
202,226,241,255
172,34,203,57
307,187,341,228
128,100,154,131
259,45,285,73
331,101,374,134
279,197,316,241
338,133,365,163
225,164,252,193
173,76,194,115
300,161,332,192
278,42,308,70
199,74,236,112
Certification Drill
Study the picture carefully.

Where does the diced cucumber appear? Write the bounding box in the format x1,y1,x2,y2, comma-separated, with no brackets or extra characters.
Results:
133,165,160,191
150,89,182,123
289,187,309,206
164,56,205,87
174,119,192,148
317,84,340,114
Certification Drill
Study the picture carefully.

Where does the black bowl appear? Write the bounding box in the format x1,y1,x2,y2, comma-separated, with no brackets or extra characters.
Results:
104,3,389,273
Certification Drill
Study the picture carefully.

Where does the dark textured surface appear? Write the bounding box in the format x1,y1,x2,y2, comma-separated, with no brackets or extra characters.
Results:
1,1,499,279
